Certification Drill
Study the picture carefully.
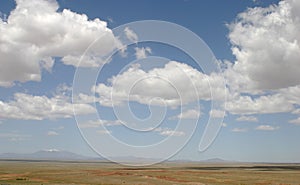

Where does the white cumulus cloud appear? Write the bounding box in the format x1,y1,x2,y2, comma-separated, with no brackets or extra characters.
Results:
289,117,300,125
78,119,122,128
134,47,152,59
0,0,122,86
231,128,248,132
0,93,96,120
93,61,226,107
169,109,201,120
255,125,279,131
124,27,138,43
47,131,59,136
226,93,294,115
209,109,226,118
227,0,300,91
236,116,258,122
153,127,185,137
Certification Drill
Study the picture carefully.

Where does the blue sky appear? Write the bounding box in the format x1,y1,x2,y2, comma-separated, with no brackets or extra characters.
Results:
1,0,300,163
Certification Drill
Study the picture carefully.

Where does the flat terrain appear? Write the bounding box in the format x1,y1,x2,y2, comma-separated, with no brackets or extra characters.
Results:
0,160,300,185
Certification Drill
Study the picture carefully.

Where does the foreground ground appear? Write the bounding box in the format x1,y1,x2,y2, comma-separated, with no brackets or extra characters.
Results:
0,160,300,185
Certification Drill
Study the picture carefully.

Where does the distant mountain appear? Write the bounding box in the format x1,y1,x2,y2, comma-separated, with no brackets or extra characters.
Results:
0,151,235,164
30,150,88,160
109,156,161,163
0,150,95,161
0,151,160,163
200,158,232,163
170,158,236,163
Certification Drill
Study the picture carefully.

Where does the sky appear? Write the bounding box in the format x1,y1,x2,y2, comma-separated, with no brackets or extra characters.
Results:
0,0,300,163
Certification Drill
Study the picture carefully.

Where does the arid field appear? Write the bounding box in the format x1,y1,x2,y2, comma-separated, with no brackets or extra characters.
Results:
0,160,300,185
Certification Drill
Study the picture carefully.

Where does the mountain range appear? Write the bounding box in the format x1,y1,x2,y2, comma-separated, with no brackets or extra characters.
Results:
0,150,232,163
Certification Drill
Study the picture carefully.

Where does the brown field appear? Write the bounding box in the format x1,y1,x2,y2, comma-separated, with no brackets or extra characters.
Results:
0,160,300,185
